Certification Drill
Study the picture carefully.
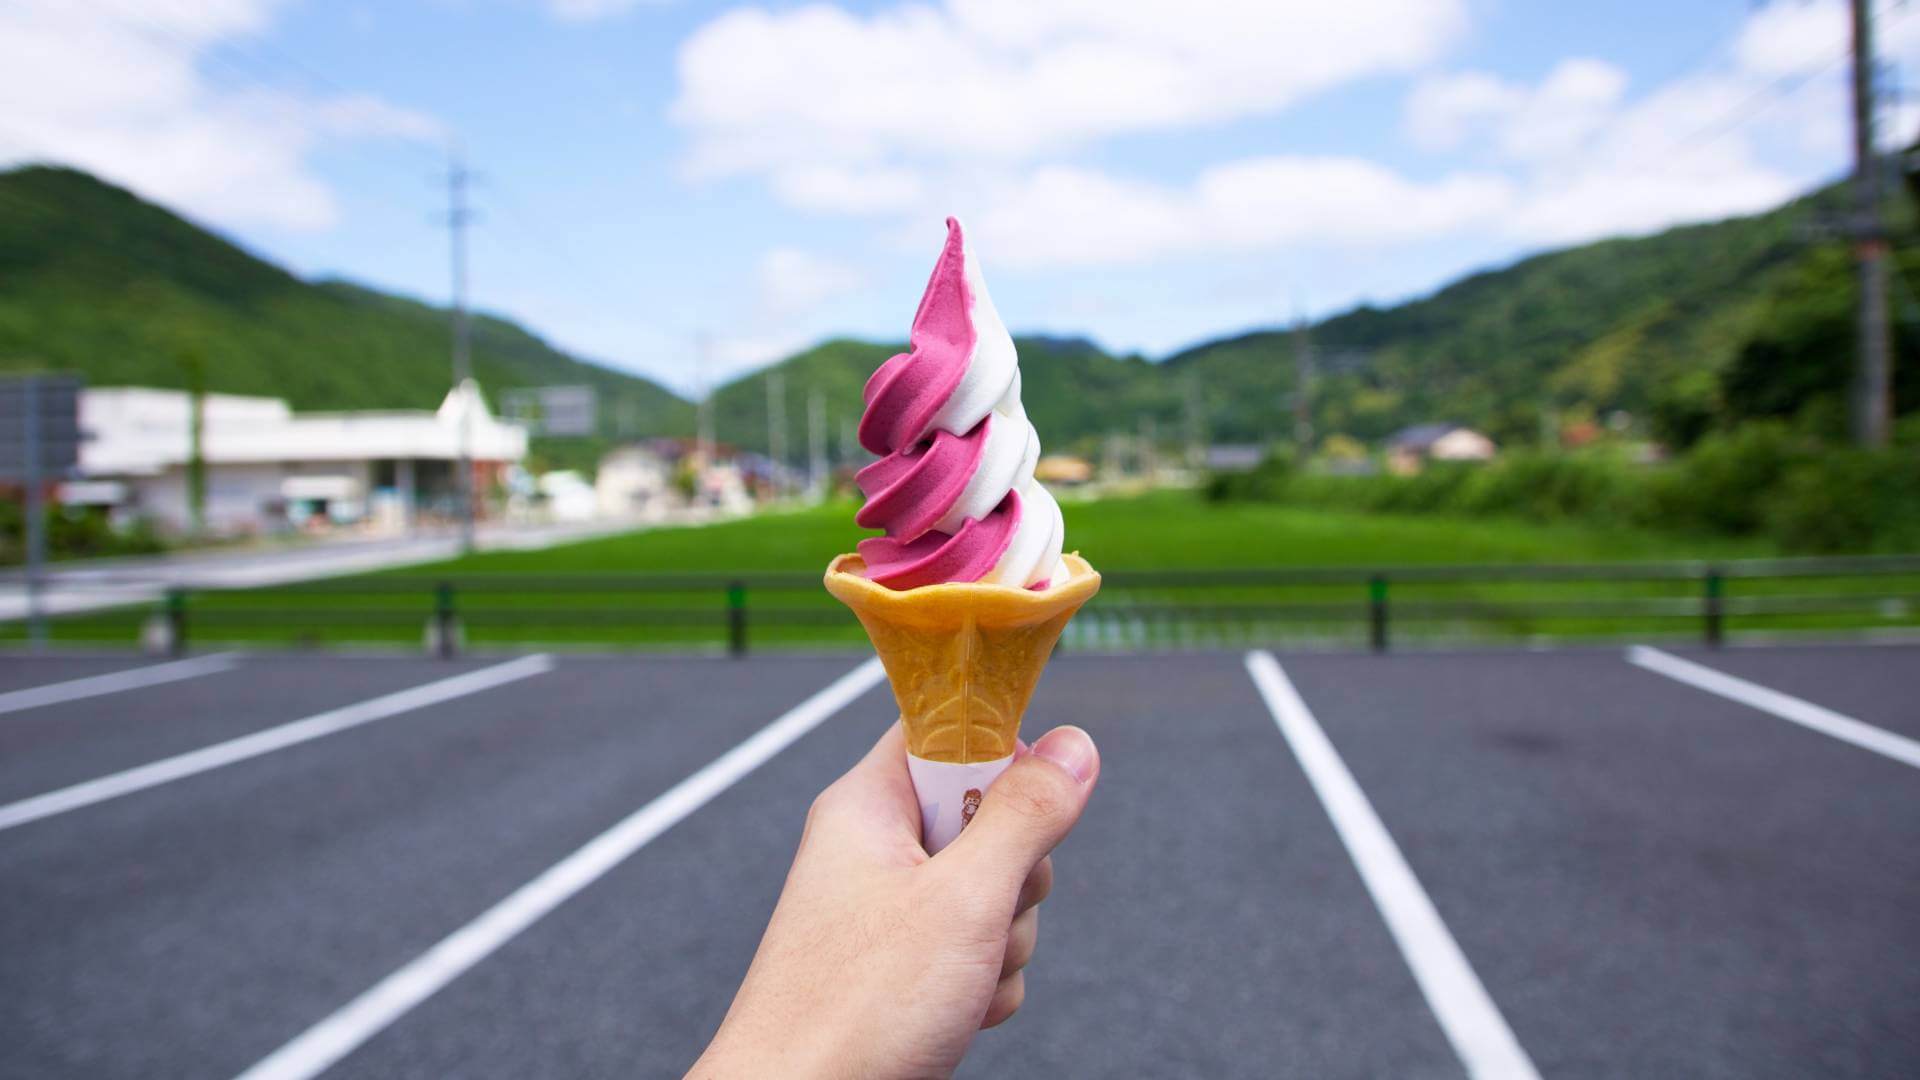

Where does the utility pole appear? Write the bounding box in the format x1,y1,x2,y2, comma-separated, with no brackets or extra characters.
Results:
444,146,478,551
1850,0,1892,447
22,376,44,647
1291,314,1315,461
182,344,206,538
694,332,715,469
766,369,787,499
1183,372,1207,471
807,389,827,501
1138,415,1159,483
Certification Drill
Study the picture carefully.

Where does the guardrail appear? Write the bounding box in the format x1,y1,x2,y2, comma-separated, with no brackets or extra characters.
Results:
79,553,1917,657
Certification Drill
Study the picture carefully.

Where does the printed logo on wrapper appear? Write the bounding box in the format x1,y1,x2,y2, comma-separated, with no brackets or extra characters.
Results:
906,754,1014,853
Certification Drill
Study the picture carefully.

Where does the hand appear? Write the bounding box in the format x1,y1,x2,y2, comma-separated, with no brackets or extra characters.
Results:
689,721,1100,1079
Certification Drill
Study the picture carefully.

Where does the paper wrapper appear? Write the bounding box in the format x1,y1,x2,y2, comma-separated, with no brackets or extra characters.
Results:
825,552,1100,852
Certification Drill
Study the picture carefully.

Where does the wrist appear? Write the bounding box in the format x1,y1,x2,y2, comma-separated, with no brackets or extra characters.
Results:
689,1012,858,1080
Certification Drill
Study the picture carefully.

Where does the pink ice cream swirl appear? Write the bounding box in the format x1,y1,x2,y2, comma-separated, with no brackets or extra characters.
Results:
854,218,1064,592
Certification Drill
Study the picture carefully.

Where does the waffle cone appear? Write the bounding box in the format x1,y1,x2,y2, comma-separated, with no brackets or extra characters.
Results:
824,553,1101,764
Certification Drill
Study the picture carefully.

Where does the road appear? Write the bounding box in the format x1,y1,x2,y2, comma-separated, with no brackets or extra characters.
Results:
0,515,703,622
1,644,1915,1078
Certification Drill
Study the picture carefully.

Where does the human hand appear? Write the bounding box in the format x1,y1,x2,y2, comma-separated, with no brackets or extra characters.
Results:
689,721,1100,1079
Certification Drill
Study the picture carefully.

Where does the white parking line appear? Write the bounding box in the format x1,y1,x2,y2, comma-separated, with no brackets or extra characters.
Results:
232,656,886,1080
0,654,240,716
1244,651,1540,1080
1627,645,1920,771
0,655,554,833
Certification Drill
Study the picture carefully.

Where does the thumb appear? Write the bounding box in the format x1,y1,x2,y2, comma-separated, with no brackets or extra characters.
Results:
939,726,1099,893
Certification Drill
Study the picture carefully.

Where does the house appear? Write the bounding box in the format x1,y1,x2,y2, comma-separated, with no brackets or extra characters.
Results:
1385,424,1496,475
73,381,527,535
594,442,677,519
1203,444,1267,473
595,438,752,519
1034,454,1093,485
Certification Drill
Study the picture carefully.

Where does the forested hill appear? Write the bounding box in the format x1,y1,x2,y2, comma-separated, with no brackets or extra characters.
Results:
0,165,692,446
1166,175,1916,448
4,162,1908,469
715,173,1912,457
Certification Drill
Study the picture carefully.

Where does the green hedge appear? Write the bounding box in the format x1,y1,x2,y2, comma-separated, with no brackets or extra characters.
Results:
0,502,166,565
1208,423,1920,554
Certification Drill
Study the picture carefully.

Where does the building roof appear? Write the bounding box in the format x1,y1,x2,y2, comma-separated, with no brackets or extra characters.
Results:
1204,444,1267,471
1386,423,1465,451
79,382,527,476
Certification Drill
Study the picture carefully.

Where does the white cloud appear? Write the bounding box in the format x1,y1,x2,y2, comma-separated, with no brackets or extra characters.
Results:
769,163,925,215
0,0,442,232
756,247,866,317
672,0,1466,178
1400,1,1920,246
969,158,1511,268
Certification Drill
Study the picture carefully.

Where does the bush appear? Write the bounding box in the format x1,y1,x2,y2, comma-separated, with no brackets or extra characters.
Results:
1767,450,1920,553
1454,452,1640,523
1204,453,1294,502
1204,421,1920,554
1646,422,1810,535
0,501,167,565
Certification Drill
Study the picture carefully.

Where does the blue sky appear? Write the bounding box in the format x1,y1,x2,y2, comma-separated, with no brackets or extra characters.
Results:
4,0,1918,394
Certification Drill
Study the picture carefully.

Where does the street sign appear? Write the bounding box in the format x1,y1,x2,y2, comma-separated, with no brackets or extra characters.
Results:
3,372,83,647
502,384,597,438
0,374,83,480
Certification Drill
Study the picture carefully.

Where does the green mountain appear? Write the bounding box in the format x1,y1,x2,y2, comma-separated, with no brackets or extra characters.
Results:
0,165,692,471
1166,177,1916,448
5,162,1907,477
720,173,1913,458
706,335,1172,462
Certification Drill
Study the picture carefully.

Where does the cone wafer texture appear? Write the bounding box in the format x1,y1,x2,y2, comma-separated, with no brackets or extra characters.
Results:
825,553,1099,763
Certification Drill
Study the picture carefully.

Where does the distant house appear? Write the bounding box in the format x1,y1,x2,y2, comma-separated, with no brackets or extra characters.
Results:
1034,454,1093,485
75,380,526,535
1204,444,1267,473
595,438,752,519
1385,424,1496,475
595,443,676,519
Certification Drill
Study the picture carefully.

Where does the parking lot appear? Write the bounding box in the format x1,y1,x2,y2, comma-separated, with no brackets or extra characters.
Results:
2,643,1915,1078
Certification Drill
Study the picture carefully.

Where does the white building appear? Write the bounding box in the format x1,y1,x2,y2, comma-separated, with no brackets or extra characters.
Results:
1385,423,1497,475
74,381,528,535
595,443,677,520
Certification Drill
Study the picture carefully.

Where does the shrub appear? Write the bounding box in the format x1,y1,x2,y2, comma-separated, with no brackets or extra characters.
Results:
1646,422,1810,536
1205,454,1294,502
1767,450,1920,553
1454,452,1640,523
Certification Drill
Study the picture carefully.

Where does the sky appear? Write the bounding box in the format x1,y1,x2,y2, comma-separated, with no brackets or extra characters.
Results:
3,0,1919,396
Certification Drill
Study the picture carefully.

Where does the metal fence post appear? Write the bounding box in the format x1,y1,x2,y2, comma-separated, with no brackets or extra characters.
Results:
1369,575,1389,653
728,580,748,657
434,581,458,659
1703,567,1723,648
166,587,188,656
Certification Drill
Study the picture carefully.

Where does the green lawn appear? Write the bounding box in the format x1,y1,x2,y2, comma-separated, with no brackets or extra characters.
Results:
364,490,1780,575
15,491,1915,651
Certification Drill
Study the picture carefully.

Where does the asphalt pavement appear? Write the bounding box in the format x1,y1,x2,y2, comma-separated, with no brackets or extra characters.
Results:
0,643,1914,1078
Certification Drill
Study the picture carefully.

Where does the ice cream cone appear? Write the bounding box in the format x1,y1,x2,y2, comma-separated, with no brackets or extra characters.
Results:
825,552,1100,851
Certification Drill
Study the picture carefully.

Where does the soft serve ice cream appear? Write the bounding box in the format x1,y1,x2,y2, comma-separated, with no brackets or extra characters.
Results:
825,216,1099,853
854,217,1064,591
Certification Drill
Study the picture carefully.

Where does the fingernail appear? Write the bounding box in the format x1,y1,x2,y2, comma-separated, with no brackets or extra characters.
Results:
1032,726,1096,783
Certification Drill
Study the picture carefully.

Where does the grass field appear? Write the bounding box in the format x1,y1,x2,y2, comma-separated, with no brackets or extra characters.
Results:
14,491,1917,650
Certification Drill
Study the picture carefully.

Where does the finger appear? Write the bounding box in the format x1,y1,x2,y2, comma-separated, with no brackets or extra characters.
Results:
1015,856,1053,916
809,721,919,845
980,971,1025,1029
940,726,1099,897
1001,905,1038,978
